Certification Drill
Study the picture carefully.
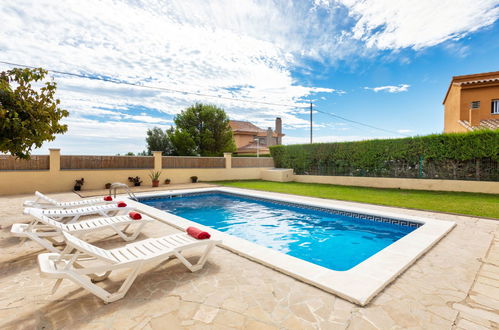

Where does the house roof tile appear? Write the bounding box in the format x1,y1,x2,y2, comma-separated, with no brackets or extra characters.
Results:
229,120,283,137
458,119,499,131
442,71,499,104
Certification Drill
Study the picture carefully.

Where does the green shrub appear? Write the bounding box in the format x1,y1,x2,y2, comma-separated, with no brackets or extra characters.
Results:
270,130,499,180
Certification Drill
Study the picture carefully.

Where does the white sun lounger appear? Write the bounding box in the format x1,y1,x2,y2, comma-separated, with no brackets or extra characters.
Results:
11,208,154,253
23,203,134,223
24,191,115,209
38,231,220,303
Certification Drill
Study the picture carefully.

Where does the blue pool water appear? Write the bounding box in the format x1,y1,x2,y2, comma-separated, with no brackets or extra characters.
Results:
141,193,417,271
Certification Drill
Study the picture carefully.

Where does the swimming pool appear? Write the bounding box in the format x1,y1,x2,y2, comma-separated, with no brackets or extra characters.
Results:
141,192,417,271
131,187,454,305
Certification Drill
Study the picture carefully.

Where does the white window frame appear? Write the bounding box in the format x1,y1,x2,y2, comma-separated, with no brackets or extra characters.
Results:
492,99,499,114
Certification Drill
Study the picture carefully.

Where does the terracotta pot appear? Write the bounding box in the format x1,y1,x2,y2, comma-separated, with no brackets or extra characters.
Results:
152,180,159,187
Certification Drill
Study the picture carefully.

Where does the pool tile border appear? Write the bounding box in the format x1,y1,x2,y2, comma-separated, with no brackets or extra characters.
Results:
125,186,455,306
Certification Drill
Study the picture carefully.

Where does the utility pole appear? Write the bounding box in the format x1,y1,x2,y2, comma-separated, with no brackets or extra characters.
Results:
310,101,313,144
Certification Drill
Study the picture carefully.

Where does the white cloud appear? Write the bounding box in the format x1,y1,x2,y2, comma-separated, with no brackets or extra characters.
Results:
397,129,413,134
364,84,410,93
1,0,497,153
0,0,346,153
335,0,499,50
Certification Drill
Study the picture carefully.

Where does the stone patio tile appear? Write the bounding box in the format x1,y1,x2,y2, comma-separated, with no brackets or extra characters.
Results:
243,319,279,330
0,191,497,329
455,317,491,330
359,306,397,329
149,313,182,330
281,314,316,330
192,305,220,324
346,315,378,330
458,310,496,328
213,309,245,328
453,303,499,324
471,282,499,300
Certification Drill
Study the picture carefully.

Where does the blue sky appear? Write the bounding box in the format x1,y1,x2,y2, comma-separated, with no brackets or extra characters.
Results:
1,0,498,154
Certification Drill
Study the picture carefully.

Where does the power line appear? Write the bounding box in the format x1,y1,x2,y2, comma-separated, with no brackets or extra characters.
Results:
1,60,410,138
0,60,307,109
315,109,410,137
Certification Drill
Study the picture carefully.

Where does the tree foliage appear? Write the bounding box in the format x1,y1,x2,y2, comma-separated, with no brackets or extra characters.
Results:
169,103,236,156
145,103,236,156
167,127,197,156
0,67,68,158
145,127,172,155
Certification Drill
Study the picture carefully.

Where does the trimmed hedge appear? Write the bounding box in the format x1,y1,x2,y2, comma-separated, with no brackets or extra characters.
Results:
270,130,499,181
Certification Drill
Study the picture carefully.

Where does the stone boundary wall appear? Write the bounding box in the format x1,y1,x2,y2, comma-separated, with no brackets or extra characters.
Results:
293,174,499,194
0,151,272,196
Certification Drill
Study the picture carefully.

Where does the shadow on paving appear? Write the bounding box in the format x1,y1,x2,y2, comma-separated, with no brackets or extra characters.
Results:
1,257,221,329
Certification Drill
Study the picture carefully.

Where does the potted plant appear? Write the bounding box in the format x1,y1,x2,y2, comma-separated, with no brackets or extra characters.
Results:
149,171,161,187
190,176,198,183
105,182,112,189
128,176,142,187
164,178,171,184
74,178,84,191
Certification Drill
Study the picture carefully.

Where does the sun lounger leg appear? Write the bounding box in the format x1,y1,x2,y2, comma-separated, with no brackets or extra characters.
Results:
68,215,81,224
27,232,61,253
111,222,147,242
174,243,216,272
107,263,144,302
89,270,112,282
52,279,63,294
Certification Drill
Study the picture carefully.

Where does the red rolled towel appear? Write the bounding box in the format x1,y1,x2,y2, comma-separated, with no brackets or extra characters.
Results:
117,201,127,207
129,211,142,220
186,226,211,239
103,196,113,201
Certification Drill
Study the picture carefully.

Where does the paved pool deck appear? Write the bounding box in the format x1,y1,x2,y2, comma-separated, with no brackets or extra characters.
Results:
0,188,497,329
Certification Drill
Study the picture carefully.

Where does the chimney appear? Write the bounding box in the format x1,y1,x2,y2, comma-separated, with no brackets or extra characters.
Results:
275,117,282,145
266,127,273,147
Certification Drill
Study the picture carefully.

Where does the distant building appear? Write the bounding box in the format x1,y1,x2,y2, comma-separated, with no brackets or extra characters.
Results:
229,117,284,154
443,71,499,132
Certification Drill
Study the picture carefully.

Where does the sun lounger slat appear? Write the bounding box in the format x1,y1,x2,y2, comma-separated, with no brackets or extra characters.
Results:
110,217,125,224
117,249,136,261
140,241,161,254
164,235,190,247
65,223,81,231
156,237,177,249
175,234,195,244
147,240,166,252
109,251,127,262
127,246,148,258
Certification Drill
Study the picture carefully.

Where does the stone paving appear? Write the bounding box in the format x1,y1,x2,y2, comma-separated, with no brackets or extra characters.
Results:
0,190,497,329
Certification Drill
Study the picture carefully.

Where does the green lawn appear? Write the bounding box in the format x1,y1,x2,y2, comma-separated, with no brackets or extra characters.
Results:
212,180,499,219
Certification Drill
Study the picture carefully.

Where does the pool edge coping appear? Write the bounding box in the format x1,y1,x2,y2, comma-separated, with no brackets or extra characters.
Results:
124,186,456,306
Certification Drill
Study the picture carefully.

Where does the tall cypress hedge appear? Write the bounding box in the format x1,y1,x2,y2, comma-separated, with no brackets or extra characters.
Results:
270,130,499,181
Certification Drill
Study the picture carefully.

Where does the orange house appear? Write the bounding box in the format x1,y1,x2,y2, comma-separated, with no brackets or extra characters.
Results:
443,71,499,132
229,117,284,154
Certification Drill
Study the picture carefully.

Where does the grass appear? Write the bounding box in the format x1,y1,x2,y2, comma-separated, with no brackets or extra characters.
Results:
212,180,499,219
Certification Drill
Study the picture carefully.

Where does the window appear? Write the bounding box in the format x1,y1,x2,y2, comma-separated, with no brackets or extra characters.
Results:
492,100,499,114
471,101,480,109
